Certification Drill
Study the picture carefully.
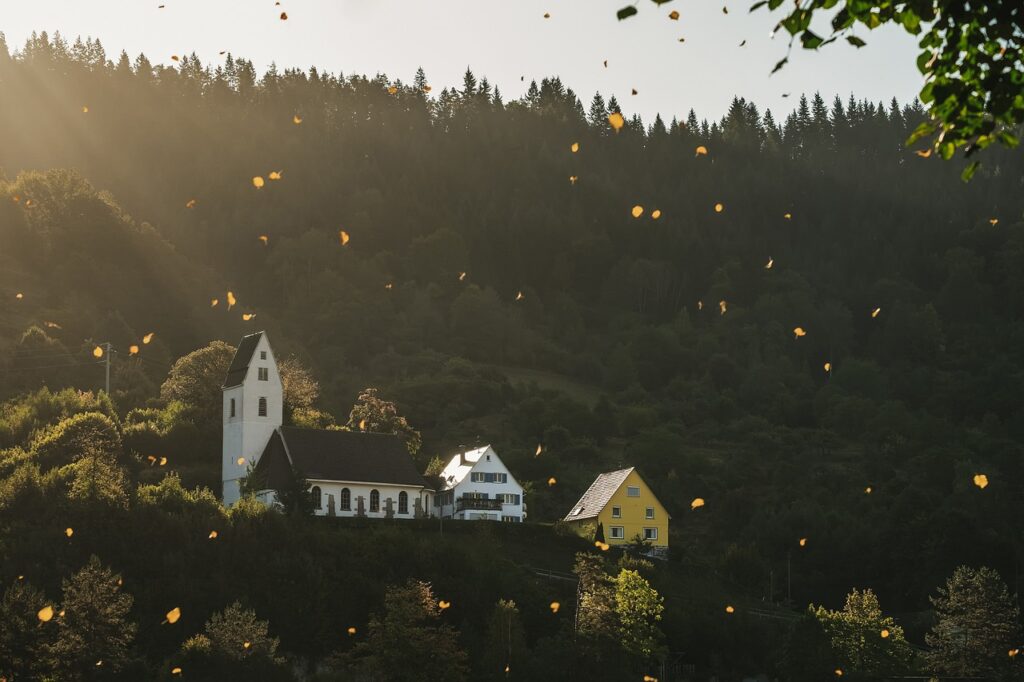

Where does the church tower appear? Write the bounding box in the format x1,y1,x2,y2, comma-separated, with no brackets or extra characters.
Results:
222,331,283,505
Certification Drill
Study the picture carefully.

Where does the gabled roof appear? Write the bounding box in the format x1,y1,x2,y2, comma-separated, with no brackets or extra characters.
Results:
223,332,264,388
251,426,426,489
563,467,635,522
438,445,491,490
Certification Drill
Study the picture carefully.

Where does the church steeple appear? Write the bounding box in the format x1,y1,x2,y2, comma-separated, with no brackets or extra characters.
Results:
221,331,283,505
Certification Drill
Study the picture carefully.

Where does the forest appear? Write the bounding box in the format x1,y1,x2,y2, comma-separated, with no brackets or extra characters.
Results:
1,30,1024,680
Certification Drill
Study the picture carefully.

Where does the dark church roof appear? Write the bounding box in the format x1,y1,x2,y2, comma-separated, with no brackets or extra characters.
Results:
223,332,264,388
251,427,427,489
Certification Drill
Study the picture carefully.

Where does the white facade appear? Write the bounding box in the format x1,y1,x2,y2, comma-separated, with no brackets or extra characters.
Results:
222,333,283,506
306,481,433,519
436,445,526,522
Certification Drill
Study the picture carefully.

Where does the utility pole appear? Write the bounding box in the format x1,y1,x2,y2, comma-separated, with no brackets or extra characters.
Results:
104,342,112,395
787,550,792,603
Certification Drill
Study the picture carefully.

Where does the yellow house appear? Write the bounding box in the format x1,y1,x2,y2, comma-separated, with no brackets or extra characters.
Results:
563,467,669,555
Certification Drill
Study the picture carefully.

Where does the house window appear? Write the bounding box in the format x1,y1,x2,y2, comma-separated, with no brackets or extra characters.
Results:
471,472,484,483
643,527,658,541
369,489,380,513
398,491,408,515
610,526,625,539
502,515,520,523
500,493,520,505
311,486,322,509
258,397,267,416
471,472,508,483
260,351,267,360
645,507,655,519
340,488,351,511
611,506,621,518
229,398,236,418
258,367,268,381
627,486,640,497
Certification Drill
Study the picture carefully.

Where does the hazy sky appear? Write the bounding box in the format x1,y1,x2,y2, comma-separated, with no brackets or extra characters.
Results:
2,0,924,123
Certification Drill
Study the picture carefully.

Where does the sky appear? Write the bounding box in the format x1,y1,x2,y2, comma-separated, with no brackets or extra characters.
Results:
1,0,925,123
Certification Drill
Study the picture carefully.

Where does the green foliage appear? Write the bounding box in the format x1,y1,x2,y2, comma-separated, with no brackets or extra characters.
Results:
159,341,236,435
0,580,52,680
273,466,315,517
811,588,912,677
924,565,1022,678
478,599,528,680
31,411,122,472
613,568,664,659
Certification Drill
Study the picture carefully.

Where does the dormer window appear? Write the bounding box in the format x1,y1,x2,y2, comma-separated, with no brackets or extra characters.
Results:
258,367,268,381
258,397,267,417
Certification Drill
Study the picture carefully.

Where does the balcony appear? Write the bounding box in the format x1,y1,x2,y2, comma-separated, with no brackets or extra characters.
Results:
456,497,503,512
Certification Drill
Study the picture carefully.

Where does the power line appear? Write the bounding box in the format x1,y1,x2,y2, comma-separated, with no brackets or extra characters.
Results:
0,360,105,373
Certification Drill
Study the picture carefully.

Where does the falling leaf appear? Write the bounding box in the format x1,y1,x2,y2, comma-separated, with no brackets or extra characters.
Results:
211,298,219,307
697,300,703,310
989,218,999,226
793,327,807,338
719,300,728,315
347,626,357,635
865,486,872,494
915,149,932,158
543,12,550,18
569,175,578,185
607,112,625,132
550,601,560,613
690,497,705,510
824,362,832,372
65,527,74,538
594,540,610,551
185,199,197,209
438,600,451,610
96,660,103,667
515,291,525,301
171,668,182,675
171,55,180,62
242,313,255,321
725,605,735,613
765,257,774,269
739,39,747,46
237,457,246,466
643,676,658,682
45,321,62,329
93,346,104,359
722,5,728,13
835,671,843,677
15,292,23,300
35,606,53,621
714,203,724,213
631,205,644,218
535,444,543,457
871,307,881,318
784,212,792,220
651,209,662,220
799,537,807,547
669,10,680,20
227,291,237,309
293,114,303,124
148,455,157,465
631,88,638,96
359,418,367,431
973,473,989,489
252,176,265,189
268,171,282,180
678,37,686,42
208,530,218,539
880,629,890,638
339,230,350,246
695,145,708,156
160,457,167,466
259,235,269,245
1011,649,1020,658
385,282,394,289
165,607,181,624
387,85,398,95
570,142,580,153
603,60,608,68
243,641,251,649
143,332,155,344
129,345,139,355
280,11,288,20
82,106,89,114
547,477,557,486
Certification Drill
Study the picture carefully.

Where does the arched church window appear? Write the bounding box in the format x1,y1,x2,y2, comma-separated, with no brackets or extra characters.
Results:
370,489,380,512
398,491,408,514
340,488,351,511
311,486,322,509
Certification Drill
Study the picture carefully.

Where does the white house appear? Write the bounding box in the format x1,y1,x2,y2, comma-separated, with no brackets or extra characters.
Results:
222,331,434,517
433,445,526,522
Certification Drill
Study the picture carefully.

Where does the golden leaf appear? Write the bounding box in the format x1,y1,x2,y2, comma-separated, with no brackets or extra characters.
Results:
211,298,219,307
143,332,155,344
607,112,625,132
719,300,727,315
268,171,282,181
880,629,890,638
669,10,680,19
438,600,451,610
543,12,550,18
171,55,180,62
690,497,705,510
185,199,197,209
783,212,792,219
865,486,872,494
242,313,255,321
547,477,557,486
515,291,525,301
793,327,807,338
339,230,350,246
93,346,104,359
644,676,659,682
973,473,989,489
388,85,398,95
594,540,610,551
835,670,843,677
914,149,932,158
571,142,580,153
160,457,167,466
651,209,662,220
227,291,237,309
293,114,303,124
347,626,357,635
989,218,999,226
871,307,881,318
714,202,724,213
165,607,181,624
458,271,468,281
569,175,578,185
252,176,265,189
535,444,543,456
697,300,703,310
259,235,269,245
82,106,89,114
695,145,708,156
209,530,218,539
171,668,182,675
765,257,774,269
148,455,157,465
15,292,23,300
280,11,288,20
44,321,61,329
799,537,807,547
550,601,560,613
38,605,54,622
824,362,831,372
423,84,432,93
725,605,735,614
129,345,139,355
65,527,74,538
631,205,644,218
359,418,367,431
243,641,251,649
237,457,246,466
385,282,394,289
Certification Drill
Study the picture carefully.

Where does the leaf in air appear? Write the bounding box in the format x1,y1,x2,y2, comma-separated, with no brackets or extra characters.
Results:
765,257,774,269
793,327,807,338
714,203,724,212
227,291,237,309
339,230,350,246
608,112,625,131
129,345,139,355
38,605,54,622
669,10,679,19
293,114,303,124
961,161,980,181
846,35,866,47
268,171,282,180
771,57,788,74
571,142,580,153
550,601,560,613
695,145,708,156
165,607,181,624
973,473,989,489
93,346,104,358
143,332,155,344
690,497,705,510
280,11,288,20
259,235,269,245
651,209,662,220
631,205,644,218
252,176,265,188
387,86,398,95
617,6,638,20
185,199,197,209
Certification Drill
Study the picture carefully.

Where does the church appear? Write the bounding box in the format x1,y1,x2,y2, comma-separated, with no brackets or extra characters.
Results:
221,331,435,517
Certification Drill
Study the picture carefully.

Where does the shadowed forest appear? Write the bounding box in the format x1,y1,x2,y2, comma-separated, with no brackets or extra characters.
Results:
2,30,1024,681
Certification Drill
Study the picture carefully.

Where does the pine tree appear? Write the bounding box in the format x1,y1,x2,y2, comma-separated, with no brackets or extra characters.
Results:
461,67,477,98
479,600,527,679
0,580,53,680
47,556,136,677
588,93,607,128
812,588,912,676
924,566,1021,678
